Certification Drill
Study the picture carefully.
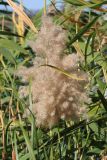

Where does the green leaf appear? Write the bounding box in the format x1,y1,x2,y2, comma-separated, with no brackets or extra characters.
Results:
19,123,36,160
0,39,28,55
0,31,23,37
89,123,99,136
70,16,99,44
0,47,16,64
88,148,101,155
97,89,107,112
64,0,83,6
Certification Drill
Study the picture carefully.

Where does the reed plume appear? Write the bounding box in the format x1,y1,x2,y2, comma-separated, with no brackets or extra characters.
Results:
17,15,89,128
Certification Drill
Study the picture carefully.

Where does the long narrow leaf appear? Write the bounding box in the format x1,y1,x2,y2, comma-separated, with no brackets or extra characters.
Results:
40,64,86,81
19,123,36,160
70,16,99,44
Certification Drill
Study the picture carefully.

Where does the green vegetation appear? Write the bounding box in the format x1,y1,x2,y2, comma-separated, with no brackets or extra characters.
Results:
0,0,107,159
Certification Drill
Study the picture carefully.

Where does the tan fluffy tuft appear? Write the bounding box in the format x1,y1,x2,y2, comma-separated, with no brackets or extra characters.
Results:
18,16,89,128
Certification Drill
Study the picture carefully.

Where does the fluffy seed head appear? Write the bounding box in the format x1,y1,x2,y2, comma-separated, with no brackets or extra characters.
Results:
18,15,89,128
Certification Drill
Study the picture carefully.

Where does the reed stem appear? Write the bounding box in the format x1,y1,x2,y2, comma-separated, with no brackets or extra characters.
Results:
44,0,47,15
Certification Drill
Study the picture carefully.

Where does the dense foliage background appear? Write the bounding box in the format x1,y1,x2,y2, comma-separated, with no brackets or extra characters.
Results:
0,0,107,159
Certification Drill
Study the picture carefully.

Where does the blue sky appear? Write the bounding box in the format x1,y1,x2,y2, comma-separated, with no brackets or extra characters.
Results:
22,0,50,10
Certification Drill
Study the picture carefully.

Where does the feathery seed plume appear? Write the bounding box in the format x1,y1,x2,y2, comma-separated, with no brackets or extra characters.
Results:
18,15,89,128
